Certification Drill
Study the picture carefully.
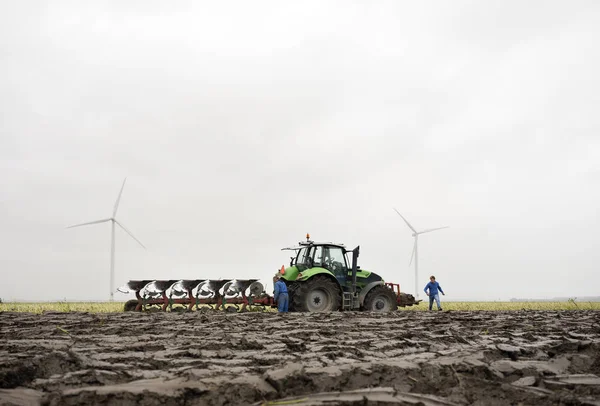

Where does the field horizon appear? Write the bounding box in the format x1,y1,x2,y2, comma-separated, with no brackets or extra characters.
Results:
1,300,600,313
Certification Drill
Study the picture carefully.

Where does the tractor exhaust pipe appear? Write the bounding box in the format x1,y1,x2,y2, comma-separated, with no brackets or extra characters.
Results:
351,246,360,296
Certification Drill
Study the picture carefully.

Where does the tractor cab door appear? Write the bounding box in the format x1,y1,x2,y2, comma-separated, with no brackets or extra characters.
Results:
321,246,348,286
294,247,310,271
296,246,330,270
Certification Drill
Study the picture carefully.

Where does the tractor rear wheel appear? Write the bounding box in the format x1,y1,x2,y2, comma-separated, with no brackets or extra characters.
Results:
124,300,139,312
293,276,341,312
286,282,300,312
363,285,398,312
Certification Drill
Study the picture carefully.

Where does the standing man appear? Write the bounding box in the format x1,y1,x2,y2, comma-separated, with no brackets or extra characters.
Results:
273,274,289,313
424,275,445,311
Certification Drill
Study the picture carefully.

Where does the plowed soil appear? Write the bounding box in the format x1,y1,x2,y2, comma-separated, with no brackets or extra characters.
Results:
1,310,600,405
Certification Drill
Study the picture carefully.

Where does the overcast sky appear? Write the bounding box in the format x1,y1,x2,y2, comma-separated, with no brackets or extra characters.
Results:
1,1,599,302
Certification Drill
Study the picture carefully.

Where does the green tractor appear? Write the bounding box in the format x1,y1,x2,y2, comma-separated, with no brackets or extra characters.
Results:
280,235,419,312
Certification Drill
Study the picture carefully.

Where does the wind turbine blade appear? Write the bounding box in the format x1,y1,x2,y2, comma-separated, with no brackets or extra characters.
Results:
66,218,111,229
114,220,146,249
409,240,416,265
393,208,417,233
113,178,127,217
418,226,449,235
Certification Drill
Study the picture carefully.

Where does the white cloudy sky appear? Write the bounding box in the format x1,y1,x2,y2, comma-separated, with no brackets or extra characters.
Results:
1,1,599,302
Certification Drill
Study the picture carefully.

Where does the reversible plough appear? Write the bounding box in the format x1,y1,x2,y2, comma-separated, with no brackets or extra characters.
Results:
118,279,272,312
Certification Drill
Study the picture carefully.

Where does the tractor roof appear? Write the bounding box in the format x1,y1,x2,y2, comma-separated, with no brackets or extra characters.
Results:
281,241,347,251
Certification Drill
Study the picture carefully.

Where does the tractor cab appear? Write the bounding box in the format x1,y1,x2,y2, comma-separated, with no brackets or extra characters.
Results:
294,243,351,286
282,234,354,286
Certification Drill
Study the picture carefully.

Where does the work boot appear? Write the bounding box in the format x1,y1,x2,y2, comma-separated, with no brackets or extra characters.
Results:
438,308,443,311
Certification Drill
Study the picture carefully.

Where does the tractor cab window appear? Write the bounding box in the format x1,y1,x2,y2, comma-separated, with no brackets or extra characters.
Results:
295,247,310,269
322,246,348,279
344,252,351,269
311,246,323,267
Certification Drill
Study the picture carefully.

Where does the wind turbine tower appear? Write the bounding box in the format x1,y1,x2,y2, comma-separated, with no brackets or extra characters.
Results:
393,209,448,299
68,178,146,301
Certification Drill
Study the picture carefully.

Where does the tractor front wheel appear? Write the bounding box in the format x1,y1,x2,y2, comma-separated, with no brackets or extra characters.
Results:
363,285,398,312
293,276,341,312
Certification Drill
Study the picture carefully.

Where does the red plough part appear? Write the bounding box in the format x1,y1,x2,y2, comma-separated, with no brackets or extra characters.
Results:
118,279,274,312
385,282,422,307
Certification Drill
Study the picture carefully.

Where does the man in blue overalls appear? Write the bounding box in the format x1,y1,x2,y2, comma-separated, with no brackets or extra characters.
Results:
273,274,289,313
424,275,445,311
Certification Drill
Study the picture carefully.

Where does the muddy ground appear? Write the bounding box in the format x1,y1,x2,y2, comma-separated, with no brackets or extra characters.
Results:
1,310,599,405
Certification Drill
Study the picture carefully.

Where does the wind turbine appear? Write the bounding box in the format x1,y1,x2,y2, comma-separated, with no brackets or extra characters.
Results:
393,209,448,299
67,178,146,301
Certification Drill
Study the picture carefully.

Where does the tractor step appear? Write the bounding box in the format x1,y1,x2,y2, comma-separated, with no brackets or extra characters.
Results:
342,292,354,310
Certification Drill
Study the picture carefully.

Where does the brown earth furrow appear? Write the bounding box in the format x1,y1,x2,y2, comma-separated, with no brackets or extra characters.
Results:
0,310,599,405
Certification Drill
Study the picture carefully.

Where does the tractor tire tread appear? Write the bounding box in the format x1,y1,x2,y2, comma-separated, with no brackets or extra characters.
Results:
286,281,300,312
293,276,341,312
